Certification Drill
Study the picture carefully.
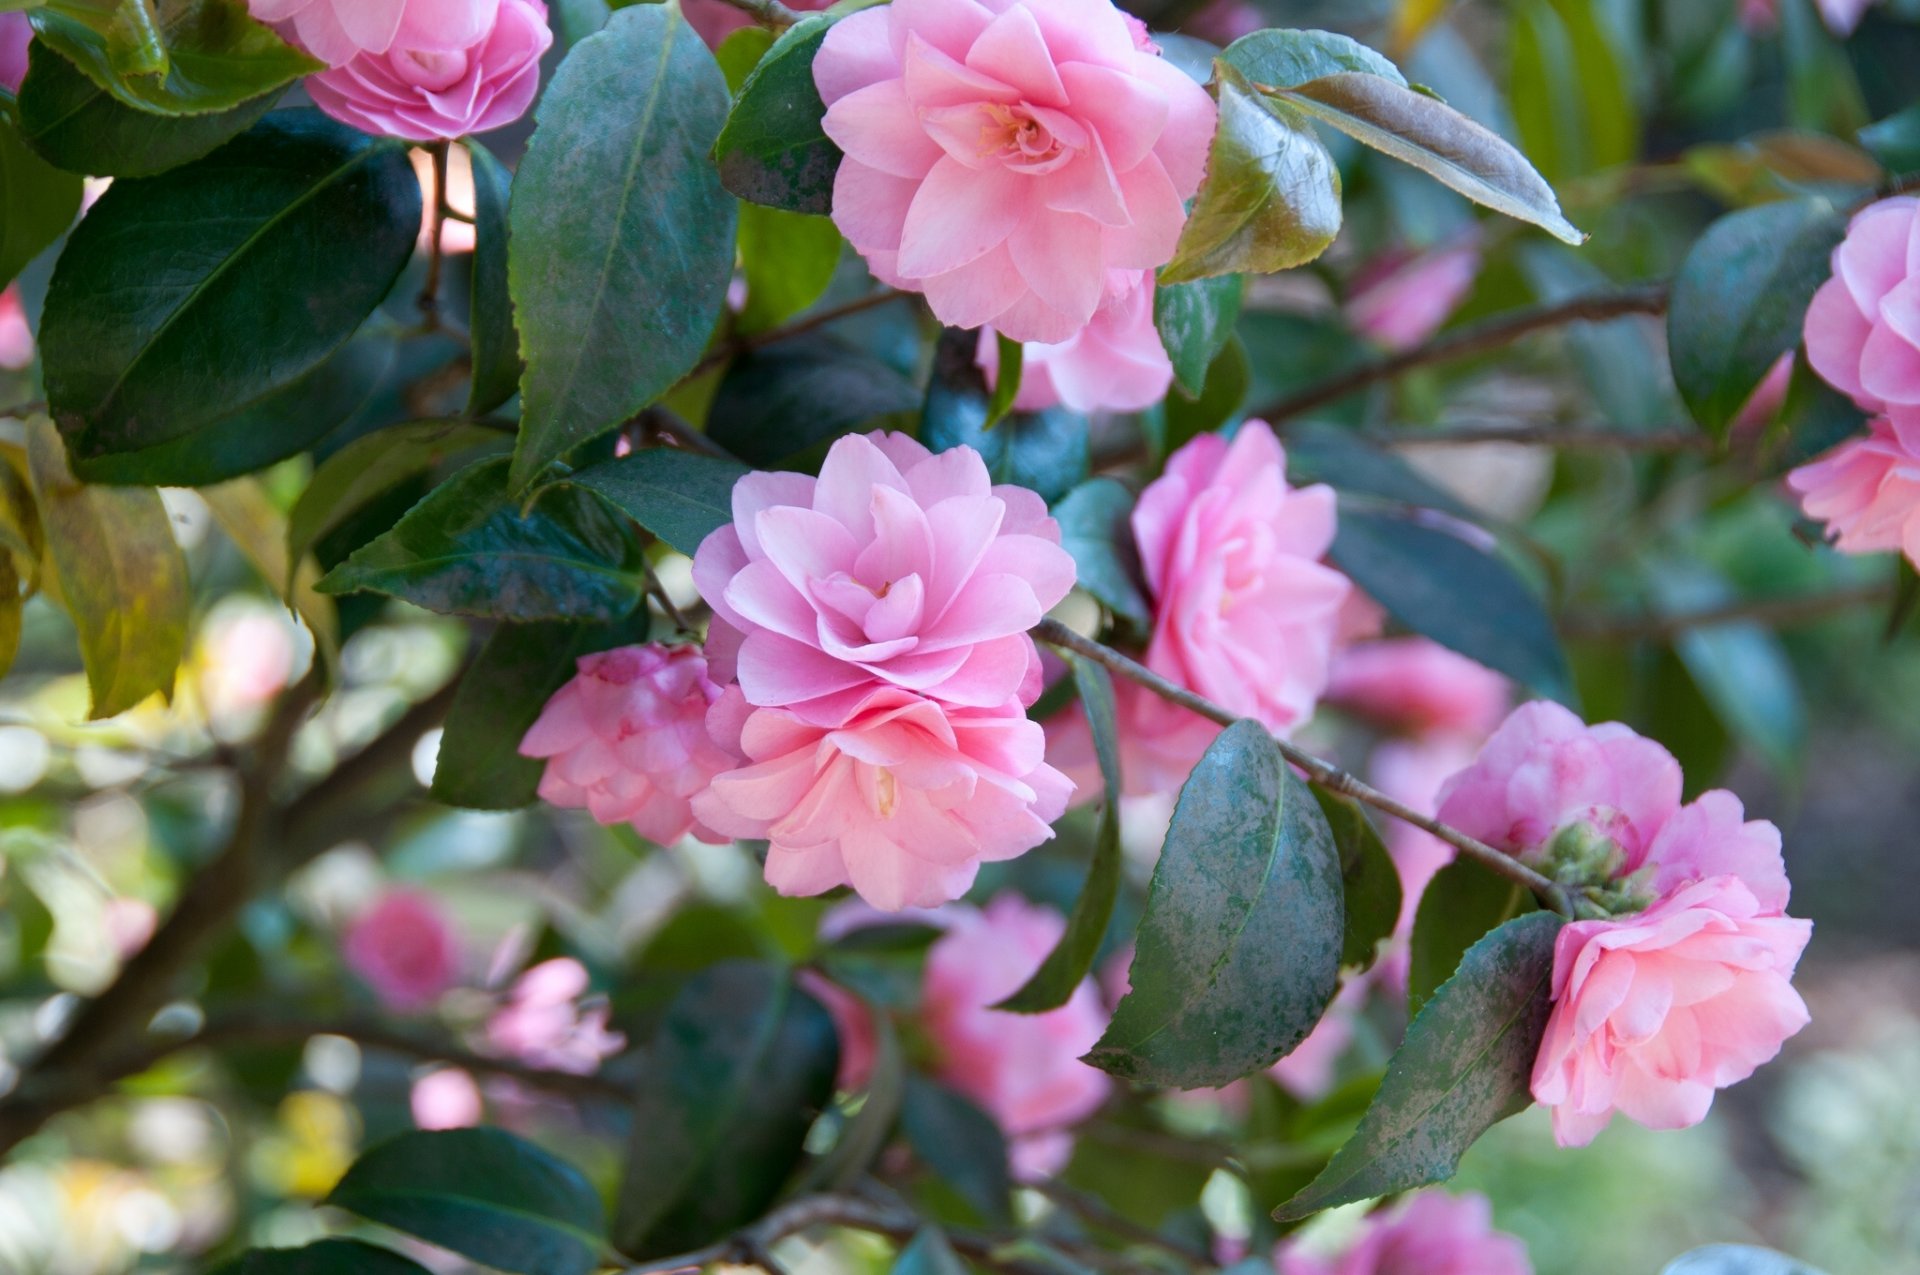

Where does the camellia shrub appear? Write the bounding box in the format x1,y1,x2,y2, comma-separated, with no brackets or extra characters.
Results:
0,0,1915,1271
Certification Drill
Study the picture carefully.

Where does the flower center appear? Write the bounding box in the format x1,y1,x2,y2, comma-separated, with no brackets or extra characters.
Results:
874,766,898,819
980,103,1074,174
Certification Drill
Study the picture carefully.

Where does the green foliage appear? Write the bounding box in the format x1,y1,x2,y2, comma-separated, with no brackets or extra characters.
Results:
712,14,840,215
1316,787,1403,972
1155,274,1245,398
901,1076,1014,1228
893,1227,969,1275
562,446,751,557
464,138,522,417
1052,477,1152,630
1219,27,1408,87
0,111,82,289
923,333,1088,504
709,334,920,466
213,1240,432,1275
1408,860,1531,1016
28,0,319,115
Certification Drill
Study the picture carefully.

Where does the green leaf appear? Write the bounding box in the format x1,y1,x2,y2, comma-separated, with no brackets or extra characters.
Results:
0,111,81,288
1314,788,1402,973
0,556,20,681
16,39,279,178
25,418,188,720
923,332,1087,504
212,1239,432,1275
799,1013,905,1193
1089,719,1345,1088
327,1128,607,1275
29,0,321,116
1052,477,1150,630
1155,274,1245,398
1760,350,1867,475
900,1075,1013,1228
287,421,509,576
1272,73,1584,246
616,961,839,1259
431,613,652,811
1662,1245,1830,1275
563,446,751,558
1284,424,1478,523
1244,1074,1378,1236
1651,564,1805,774
983,332,1023,430
738,204,841,332
1406,860,1529,1017
41,111,418,463
1273,911,1562,1221
1330,509,1573,705
715,25,775,93
1162,64,1341,285
316,456,647,621
464,137,521,417
708,334,921,466
1859,101,1920,177
509,4,737,490
1668,199,1846,438
997,656,1122,1013
893,1227,969,1275
1219,27,1407,89
1162,332,1249,452
712,14,839,215
1507,0,1639,187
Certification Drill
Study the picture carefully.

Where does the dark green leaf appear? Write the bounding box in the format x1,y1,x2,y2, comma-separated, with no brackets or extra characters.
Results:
1052,477,1150,630
41,111,418,462
712,14,839,215
1314,788,1402,972
1155,274,1245,398
709,334,921,466
814,923,941,1009
893,1227,969,1275
1273,911,1562,1221
923,331,1088,504
1089,720,1344,1088
1244,1074,1378,1235
800,1013,905,1193
1662,1245,1830,1275
29,0,320,115
327,1128,606,1275
1860,102,1920,177
1330,509,1573,704
211,1240,432,1275
1219,28,1407,89
0,112,81,288
1651,564,1805,774
1668,199,1846,438
1406,860,1528,1017
509,5,737,489
616,962,839,1258
1760,350,1867,475
984,333,1023,430
316,456,647,621
997,656,1122,1013
901,1076,1013,1228
1517,243,1679,432
564,446,751,558
1163,333,1250,451
1163,64,1341,284
1507,0,1638,186
1273,73,1583,245
1065,1099,1218,1230
738,204,841,331
716,25,776,92
1284,424,1479,523
0,556,20,681
431,613,652,811
464,138,521,416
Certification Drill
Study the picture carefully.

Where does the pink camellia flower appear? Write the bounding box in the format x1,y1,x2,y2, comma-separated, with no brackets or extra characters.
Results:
248,0,501,66
0,286,31,370
1804,196,1920,424
520,642,738,846
1731,352,1794,437
410,1067,484,1130
0,13,29,94
1345,234,1483,353
1740,0,1876,34
1327,638,1509,741
1277,1189,1532,1275
921,895,1111,1178
692,431,1075,720
342,890,463,1012
1532,875,1811,1147
797,971,878,1093
484,957,626,1074
1269,973,1370,1101
976,270,1174,414
1787,417,1920,567
305,0,551,142
811,0,1217,342
683,0,831,47
695,686,1073,910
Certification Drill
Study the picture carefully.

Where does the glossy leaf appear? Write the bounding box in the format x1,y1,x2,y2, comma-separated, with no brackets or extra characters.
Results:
983,333,1023,430
1090,720,1345,1088
901,1075,1014,1228
1052,477,1150,630
799,1013,905,1193
41,111,418,462
1162,333,1250,453
712,14,839,215
738,204,841,332
616,962,839,1258
1314,788,1402,972
464,137,521,416
1407,860,1529,1016
1272,73,1584,246
316,456,647,621
1284,424,1479,523
1652,564,1805,774
1163,64,1342,285
1155,273,1245,398
26,418,189,720
0,112,82,288
563,447,751,558
509,5,737,489
893,1227,968,1275
1761,351,1866,475
327,1128,606,1275
1662,1246,1830,1275
708,334,920,466
923,332,1087,504
430,612,652,811
997,656,1122,1012
212,1240,432,1275
1273,911,1563,1221
1330,509,1573,705
1219,27,1407,89
1859,102,1920,177
29,0,320,116
1668,199,1846,438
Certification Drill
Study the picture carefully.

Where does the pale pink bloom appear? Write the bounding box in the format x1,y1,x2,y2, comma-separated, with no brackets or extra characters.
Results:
1804,196,1920,427
520,643,739,846
1731,352,1794,437
410,1068,484,1130
484,957,625,1074
198,608,297,724
696,686,1073,911
977,270,1174,413
1739,0,1779,31
811,0,1217,342
306,0,551,142
411,147,479,256
683,0,831,46
1327,638,1509,741
1533,875,1811,1147
0,13,29,94
1787,417,1920,567
797,970,878,1093
921,895,1111,1178
342,890,463,1012
1345,235,1483,353
1819,0,1878,31
1269,973,1370,1101
692,431,1075,719
1277,1189,1532,1275
0,285,33,370
103,898,157,961
248,0,501,66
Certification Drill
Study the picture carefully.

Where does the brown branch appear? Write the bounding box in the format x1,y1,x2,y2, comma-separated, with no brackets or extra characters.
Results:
1028,1180,1210,1272
706,0,804,28
1560,583,1895,641
417,140,451,333
1361,423,1718,454
1254,286,1671,424
689,289,912,381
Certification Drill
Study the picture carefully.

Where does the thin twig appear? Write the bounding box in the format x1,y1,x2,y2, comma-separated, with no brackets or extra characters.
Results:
689,289,912,381
417,141,451,332
1361,423,1719,454
1032,619,1572,913
1560,583,1895,641
1029,1180,1210,1272
706,0,804,28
